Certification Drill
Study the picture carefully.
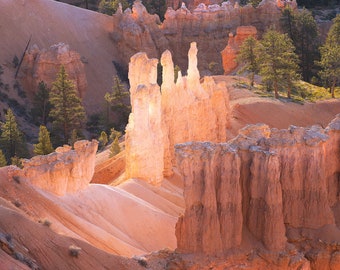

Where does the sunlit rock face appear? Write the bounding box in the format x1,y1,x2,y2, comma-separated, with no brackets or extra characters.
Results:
10,140,98,196
125,42,229,185
175,115,340,257
20,43,87,98
112,0,283,75
221,26,257,74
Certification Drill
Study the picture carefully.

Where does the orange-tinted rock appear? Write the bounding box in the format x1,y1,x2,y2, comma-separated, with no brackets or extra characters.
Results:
20,43,87,98
11,140,98,196
221,26,257,74
125,43,229,184
112,0,282,76
175,114,340,255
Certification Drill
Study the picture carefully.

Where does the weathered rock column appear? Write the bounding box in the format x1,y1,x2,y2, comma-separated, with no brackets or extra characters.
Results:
125,53,164,185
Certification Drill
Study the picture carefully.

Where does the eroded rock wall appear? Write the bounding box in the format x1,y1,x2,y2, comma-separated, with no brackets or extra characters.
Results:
125,42,229,185
20,43,87,98
175,115,340,256
10,140,98,196
112,0,283,74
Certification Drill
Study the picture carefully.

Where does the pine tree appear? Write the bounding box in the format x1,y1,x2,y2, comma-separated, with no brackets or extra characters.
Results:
237,36,259,87
98,131,108,149
31,81,51,125
98,0,130,15
318,15,340,98
0,149,7,167
291,8,319,82
104,76,130,131
49,66,86,144
256,29,300,99
109,135,121,157
33,125,54,155
0,109,26,161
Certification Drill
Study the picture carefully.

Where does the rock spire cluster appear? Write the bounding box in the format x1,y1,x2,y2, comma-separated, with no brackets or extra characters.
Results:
125,42,229,184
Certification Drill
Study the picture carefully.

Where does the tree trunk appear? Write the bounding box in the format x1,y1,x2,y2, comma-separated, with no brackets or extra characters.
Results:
274,81,279,99
331,80,336,98
287,83,291,99
250,72,254,88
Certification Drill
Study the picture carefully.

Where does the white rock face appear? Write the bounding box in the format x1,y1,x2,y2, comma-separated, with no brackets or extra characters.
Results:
11,140,98,196
125,42,230,184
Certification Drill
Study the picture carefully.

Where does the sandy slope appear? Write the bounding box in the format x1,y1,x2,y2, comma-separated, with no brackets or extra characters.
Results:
0,0,115,113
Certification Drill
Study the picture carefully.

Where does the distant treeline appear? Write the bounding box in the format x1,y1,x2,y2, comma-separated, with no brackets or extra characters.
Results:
297,0,340,7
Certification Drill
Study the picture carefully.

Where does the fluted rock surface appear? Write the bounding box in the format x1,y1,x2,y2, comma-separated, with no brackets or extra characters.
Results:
20,43,87,98
125,43,229,184
10,140,98,196
175,115,340,256
112,0,283,74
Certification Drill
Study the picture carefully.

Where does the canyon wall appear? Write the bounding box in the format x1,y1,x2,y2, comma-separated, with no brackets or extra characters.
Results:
175,115,340,267
221,25,257,74
10,140,98,196
125,42,229,185
20,43,87,98
112,0,284,75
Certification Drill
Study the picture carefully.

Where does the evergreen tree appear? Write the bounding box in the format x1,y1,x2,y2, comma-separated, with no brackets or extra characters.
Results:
256,29,300,98
98,0,130,15
104,76,130,131
0,109,26,161
49,66,86,144
109,128,122,142
31,81,51,125
109,135,120,157
11,156,22,168
318,15,340,98
143,0,167,20
0,149,7,167
292,8,319,82
33,125,54,155
98,131,108,149
237,36,259,87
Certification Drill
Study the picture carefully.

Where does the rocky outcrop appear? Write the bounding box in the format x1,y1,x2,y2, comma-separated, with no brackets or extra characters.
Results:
221,25,257,74
125,42,229,185
10,140,98,196
20,43,87,98
112,0,283,75
175,115,340,259
166,0,224,11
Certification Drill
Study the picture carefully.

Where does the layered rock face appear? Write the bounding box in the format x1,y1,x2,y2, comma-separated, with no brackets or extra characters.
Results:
125,42,229,185
112,0,283,74
10,140,98,196
175,115,340,260
20,43,87,98
221,26,257,74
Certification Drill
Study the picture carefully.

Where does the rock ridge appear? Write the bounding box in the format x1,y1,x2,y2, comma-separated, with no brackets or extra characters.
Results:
10,140,98,196
175,114,340,259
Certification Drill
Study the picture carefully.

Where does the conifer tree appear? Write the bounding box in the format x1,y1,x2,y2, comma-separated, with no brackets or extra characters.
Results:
104,76,130,130
31,81,51,126
98,131,108,149
109,135,120,157
33,125,54,155
0,109,26,161
0,149,7,167
319,15,340,98
237,36,259,87
256,29,300,98
98,0,130,15
49,66,86,144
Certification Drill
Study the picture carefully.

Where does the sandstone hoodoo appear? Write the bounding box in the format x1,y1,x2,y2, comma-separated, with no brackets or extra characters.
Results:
20,43,87,98
112,0,285,75
221,25,257,74
125,42,229,185
175,115,340,268
10,140,98,196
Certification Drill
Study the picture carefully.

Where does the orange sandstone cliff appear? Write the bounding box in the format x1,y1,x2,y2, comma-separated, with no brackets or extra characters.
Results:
174,115,340,268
